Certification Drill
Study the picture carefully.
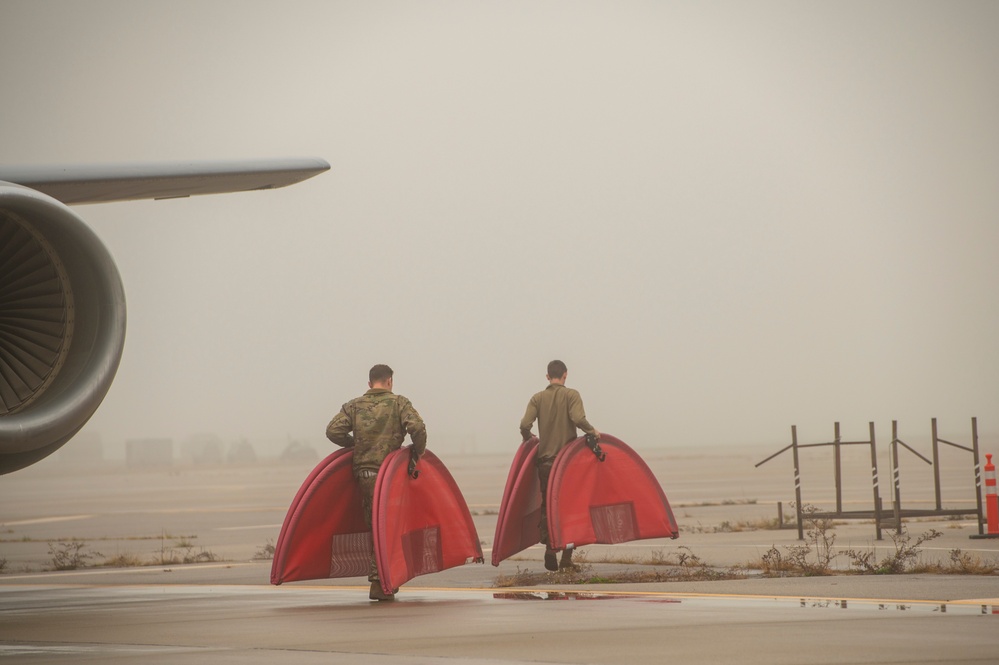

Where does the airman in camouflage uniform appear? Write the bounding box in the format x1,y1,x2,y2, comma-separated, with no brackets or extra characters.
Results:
519,359,600,572
326,364,427,600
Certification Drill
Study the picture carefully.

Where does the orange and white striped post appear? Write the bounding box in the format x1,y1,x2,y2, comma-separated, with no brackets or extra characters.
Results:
972,453,998,539
986,454,998,534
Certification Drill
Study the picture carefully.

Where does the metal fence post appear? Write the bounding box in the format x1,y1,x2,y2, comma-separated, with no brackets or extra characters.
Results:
834,421,843,516
892,420,902,534
792,425,803,541
932,417,942,511
973,417,983,535
869,421,882,540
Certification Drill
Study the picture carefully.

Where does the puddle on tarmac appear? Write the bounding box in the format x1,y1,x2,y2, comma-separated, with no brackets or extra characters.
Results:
492,591,999,615
494,591,679,603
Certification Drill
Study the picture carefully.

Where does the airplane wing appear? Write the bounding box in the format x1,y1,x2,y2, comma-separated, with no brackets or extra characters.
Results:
0,157,330,205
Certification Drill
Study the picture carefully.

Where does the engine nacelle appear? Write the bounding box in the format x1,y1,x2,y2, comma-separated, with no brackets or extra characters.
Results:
0,183,126,474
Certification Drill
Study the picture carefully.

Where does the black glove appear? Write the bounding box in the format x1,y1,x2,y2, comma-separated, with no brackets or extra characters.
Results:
585,433,606,462
408,449,421,479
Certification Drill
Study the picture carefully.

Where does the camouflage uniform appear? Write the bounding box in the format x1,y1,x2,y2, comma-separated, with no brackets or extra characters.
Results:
519,383,596,545
326,387,427,581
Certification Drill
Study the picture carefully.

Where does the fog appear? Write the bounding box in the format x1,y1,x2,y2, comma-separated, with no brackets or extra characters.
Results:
2,1,997,460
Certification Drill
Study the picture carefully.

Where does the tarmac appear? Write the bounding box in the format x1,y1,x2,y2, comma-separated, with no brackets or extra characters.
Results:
2,444,998,663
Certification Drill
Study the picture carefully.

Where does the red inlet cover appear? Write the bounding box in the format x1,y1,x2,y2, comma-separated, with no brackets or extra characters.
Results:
270,449,369,585
272,447,482,590
491,437,542,566
491,434,678,565
547,434,678,550
373,448,483,594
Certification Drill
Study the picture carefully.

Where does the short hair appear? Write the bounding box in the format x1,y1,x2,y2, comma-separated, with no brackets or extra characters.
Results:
547,359,567,379
369,364,394,383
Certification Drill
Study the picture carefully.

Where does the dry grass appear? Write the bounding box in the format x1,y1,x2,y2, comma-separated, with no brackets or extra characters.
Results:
157,545,220,565
45,539,222,569
101,551,145,568
676,499,759,508
746,505,837,576
683,515,794,534
494,546,743,587
48,541,102,570
253,540,276,560
1,533,197,544
745,519,999,577
842,529,940,575
943,548,999,574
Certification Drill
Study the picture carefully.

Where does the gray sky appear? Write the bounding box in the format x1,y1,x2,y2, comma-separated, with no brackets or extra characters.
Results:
2,1,997,456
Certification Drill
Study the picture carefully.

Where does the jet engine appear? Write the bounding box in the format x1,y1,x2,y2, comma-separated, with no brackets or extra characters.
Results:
0,183,126,474
0,156,328,474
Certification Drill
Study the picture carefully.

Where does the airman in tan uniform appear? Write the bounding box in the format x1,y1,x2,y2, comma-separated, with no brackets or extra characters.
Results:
519,359,600,572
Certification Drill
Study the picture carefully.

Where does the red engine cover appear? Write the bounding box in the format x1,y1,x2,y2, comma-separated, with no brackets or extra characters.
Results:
491,437,542,566
491,433,678,565
270,449,369,585
373,448,483,594
272,447,482,590
547,434,678,550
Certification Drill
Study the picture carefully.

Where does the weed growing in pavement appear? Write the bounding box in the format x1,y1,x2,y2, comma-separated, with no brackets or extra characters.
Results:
842,528,941,575
494,545,742,587
49,541,102,570
7,531,226,571
751,504,836,576
101,547,232,568
158,544,219,565
581,546,707,569
254,539,276,560
683,514,795,534
648,547,669,565
156,531,218,565
101,551,145,568
757,545,793,576
493,566,549,587
669,546,736,580
944,548,999,574
677,499,759,508
0,533,197,544
40,533,213,568
788,504,837,575
752,522,983,577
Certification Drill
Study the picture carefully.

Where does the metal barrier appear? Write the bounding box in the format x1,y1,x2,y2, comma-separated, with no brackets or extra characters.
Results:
756,422,883,540
889,418,984,536
758,418,986,541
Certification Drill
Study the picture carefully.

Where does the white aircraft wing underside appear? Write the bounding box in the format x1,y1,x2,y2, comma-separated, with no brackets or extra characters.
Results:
0,157,330,205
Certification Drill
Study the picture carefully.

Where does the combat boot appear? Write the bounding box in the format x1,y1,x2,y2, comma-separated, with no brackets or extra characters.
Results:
559,546,575,571
369,581,396,601
544,547,558,572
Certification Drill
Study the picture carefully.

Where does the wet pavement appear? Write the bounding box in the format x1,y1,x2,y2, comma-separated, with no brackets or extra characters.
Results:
3,450,998,663
1,571,997,664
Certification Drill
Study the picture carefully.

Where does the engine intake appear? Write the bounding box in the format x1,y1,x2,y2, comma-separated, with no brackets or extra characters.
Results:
0,183,126,474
